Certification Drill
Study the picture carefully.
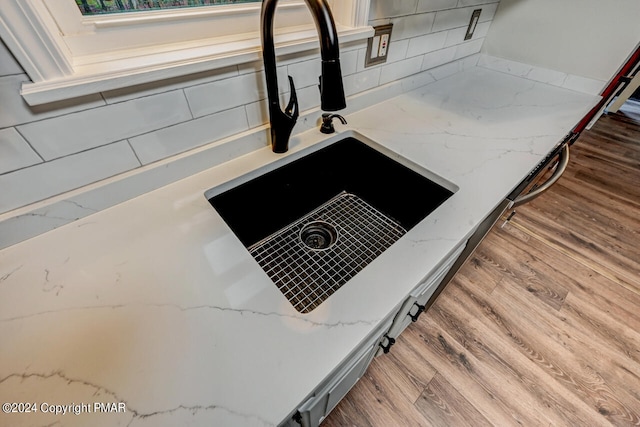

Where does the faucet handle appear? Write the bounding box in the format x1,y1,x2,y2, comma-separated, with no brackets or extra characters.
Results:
284,76,299,120
320,113,347,134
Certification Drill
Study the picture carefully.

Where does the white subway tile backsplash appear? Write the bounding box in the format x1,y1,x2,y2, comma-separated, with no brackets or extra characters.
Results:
18,91,191,161
458,0,498,7
390,13,436,41
344,67,382,96
432,6,477,32
0,41,23,76
386,39,411,64
0,128,42,174
444,27,468,48
473,21,492,39
380,56,424,85
296,85,321,112
129,106,248,164
0,75,105,129
340,50,359,76
244,91,293,129
369,0,419,20
417,0,458,13
102,65,239,104
453,38,484,60
287,58,322,89
245,100,268,129
421,46,457,71
0,141,140,214
185,72,274,118
406,31,448,57
478,3,499,22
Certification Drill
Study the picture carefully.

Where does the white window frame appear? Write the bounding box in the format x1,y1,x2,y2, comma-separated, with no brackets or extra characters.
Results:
0,0,372,106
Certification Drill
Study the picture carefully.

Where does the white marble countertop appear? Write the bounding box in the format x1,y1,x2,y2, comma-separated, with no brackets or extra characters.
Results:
0,66,598,427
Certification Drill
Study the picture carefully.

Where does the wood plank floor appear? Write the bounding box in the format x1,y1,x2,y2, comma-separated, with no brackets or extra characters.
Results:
323,107,640,426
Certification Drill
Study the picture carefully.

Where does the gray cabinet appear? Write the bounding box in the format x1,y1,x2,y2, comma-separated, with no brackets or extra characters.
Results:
376,242,466,356
293,316,394,427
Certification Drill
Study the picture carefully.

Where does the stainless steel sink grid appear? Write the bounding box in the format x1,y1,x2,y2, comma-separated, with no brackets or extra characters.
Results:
249,192,406,313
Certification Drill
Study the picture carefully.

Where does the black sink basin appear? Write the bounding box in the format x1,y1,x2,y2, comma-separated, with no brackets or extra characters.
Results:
207,136,454,247
205,135,455,312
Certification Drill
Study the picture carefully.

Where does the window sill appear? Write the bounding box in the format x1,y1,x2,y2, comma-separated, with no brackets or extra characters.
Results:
20,25,373,106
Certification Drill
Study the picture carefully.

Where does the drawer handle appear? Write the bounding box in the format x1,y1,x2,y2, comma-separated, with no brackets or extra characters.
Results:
408,303,426,322
379,334,396,354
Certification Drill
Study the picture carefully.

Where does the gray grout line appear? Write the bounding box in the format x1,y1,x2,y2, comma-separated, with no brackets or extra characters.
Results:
14,126,45,162
126,139,143,167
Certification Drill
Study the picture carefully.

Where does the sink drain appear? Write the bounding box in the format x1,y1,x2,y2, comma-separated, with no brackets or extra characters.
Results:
300,221,337,250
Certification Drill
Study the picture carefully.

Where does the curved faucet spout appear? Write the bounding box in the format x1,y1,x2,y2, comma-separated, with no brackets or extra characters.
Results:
261,0,346,153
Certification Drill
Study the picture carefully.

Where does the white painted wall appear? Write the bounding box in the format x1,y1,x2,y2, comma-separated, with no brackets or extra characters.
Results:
482,0,640,81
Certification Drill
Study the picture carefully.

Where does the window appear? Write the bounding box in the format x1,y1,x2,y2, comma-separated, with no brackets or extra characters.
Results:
0,0,371,105
75,0,261,15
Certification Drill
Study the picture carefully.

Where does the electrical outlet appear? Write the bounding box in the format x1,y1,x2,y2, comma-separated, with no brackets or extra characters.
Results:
465,9,482,40
365,24,393,67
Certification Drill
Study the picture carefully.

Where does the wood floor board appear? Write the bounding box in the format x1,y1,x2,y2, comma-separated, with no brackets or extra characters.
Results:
493,224,640,332
414,373,493,427
545,181,640,239
323,95,640,427
490,280,640,425
430,280,613,427
453,273,638,426
403,322,540,427
510,205,640,290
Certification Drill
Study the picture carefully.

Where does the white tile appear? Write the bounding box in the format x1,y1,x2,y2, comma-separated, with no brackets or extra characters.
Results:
428,58,466,80
421,46,457,71
390,13,436,40
0,41,23,76
387,39,410,63
102,65,238,104
0,141,140,214
0,128,42,174
245,100,268,129
0,131,269,249
185,72,267,118
473,20,492,39
444,27,468,48
400,70,437,92
430,4,496,33
0,75,105,128
417,0,458,13
17,90,192,161
478,3,499,22
296,85,321,112
406,31,448,57
340,50,359,76
432,6,477,32
356,48,368,73
287,58,322,89
457,0,499,6
344,67,382,96
380,56,424,85
129,107,249,164
369,0,419,19
245,92,297,129
453,38,484,60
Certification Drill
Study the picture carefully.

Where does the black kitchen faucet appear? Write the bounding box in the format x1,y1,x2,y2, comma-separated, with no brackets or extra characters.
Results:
261,0,346,153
